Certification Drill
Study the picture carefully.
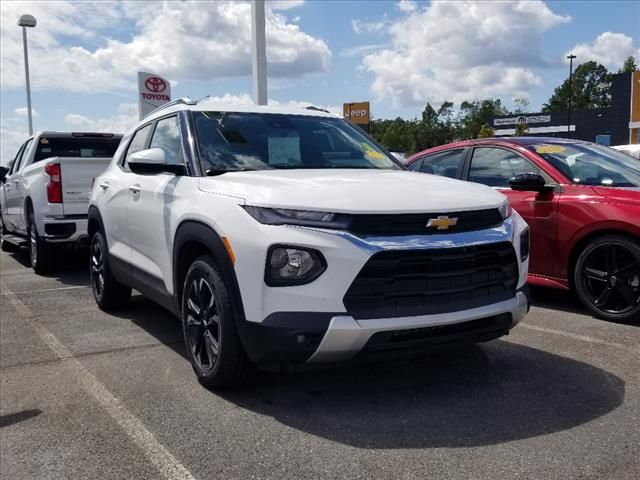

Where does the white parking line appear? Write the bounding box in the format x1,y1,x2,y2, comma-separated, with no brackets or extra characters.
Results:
519,323,640,354
1,280,196,480
0,285,90,295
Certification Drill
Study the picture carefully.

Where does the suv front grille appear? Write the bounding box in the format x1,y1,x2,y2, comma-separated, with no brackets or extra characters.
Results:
344,242,518,319
348,208,503,237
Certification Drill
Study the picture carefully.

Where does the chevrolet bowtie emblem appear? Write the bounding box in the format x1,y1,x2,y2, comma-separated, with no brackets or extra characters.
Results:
426,215,458,230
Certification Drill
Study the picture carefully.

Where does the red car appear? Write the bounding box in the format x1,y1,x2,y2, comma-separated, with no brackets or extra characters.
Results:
406,137,640,323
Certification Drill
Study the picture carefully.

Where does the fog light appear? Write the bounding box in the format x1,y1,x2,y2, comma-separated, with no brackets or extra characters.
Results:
266,245,326,286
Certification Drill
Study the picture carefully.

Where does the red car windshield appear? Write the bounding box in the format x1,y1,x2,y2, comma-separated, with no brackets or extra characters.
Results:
528,142,640,187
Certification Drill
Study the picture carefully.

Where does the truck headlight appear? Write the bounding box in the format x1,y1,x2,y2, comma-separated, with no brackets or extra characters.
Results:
498,198,513,220
266,245,327,286
243,206,351,229
520,227,530,261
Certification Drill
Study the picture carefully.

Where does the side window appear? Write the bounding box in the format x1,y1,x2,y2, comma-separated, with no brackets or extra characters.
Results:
407,158,424,172
469,147,545,188
8,144,27,175
149,116,184,165
124,124,153,167
11,139,34,174
422,149,465,178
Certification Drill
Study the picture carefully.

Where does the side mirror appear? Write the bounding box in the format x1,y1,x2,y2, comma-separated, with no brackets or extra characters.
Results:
128,148,185,175
509,173,551,193
0,166,8,183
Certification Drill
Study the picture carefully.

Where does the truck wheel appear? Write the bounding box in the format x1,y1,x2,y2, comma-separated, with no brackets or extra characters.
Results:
28,211,54,274
1,212,18,252
574,235,640,323
182,255,252,390
90,230,131,311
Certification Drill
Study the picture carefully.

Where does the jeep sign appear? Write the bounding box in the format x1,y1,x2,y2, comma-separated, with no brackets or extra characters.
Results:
138,71,171,120
343,102,370,125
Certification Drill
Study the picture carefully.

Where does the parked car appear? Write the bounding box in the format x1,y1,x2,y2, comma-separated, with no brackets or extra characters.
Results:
406,137,640,322
88,99,531,389
0,132,122,273
612,144,640,160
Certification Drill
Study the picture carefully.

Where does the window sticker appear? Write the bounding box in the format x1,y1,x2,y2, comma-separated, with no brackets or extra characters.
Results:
268,136,301,165
40,138,49,144
362,143,385,160
535,144,566,155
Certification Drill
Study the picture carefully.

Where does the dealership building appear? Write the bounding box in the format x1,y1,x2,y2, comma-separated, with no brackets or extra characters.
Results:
492,71,640,146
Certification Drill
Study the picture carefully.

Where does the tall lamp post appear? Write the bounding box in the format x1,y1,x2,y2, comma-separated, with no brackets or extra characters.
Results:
18,14,37,136
566,54,576,139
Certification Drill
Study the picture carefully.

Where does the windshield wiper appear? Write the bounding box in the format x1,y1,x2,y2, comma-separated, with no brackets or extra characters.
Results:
205,168,255,176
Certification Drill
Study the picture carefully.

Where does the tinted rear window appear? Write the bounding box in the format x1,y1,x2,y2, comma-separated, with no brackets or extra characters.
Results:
34,137,121,163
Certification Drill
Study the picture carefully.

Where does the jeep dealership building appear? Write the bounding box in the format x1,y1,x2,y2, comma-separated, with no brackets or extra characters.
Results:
492,71,640,146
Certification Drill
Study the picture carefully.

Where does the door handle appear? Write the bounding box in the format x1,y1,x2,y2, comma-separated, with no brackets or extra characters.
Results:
129,184,141,194
99,181,110,191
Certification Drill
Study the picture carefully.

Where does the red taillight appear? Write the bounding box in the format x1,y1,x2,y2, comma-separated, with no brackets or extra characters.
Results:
45,163,62,203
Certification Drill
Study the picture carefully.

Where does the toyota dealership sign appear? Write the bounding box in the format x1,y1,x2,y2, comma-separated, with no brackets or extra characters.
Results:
137,71,171,119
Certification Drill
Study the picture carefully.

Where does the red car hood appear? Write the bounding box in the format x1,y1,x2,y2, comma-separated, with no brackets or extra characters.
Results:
591,186,640,206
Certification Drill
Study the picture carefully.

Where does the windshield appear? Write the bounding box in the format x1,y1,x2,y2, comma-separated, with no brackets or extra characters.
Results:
528,142,640,187
192,111,400,172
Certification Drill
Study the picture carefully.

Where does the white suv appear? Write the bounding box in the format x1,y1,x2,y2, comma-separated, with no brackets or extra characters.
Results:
88,98,530,389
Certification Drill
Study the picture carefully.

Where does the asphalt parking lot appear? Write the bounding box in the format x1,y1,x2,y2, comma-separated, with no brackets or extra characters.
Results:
1,248,638,480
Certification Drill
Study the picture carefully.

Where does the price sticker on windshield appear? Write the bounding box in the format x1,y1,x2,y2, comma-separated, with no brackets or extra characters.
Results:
535,145,566,154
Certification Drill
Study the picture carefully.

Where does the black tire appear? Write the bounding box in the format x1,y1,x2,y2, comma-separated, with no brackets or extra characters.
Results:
90,230,131,310
574,234,640,323
0,212,18,253
182,255,252,390
28,211,55,274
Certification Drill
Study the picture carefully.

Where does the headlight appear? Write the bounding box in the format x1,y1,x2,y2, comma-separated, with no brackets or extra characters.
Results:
243,206,351,229
266,245,327,286
498,198,513,220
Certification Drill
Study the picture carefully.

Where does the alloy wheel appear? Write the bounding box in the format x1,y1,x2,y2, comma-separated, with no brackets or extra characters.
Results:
91,239,105,298
185,277,220,371
581,243,640,315
29,222,37,266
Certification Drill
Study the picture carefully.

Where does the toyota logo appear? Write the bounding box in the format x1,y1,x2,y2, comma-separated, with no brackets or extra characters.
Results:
145,77,167,93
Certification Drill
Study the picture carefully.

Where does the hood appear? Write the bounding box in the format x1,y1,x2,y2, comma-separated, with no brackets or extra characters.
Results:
198,169,506,214
591,186,640,206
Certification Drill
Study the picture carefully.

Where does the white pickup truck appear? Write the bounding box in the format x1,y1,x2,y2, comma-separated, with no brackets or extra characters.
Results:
0,132,122,273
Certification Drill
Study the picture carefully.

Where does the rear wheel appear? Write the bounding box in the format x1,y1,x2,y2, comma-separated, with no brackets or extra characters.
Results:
182,255,252,390
90,230,131,310
574,235,640,323
28,211,55,274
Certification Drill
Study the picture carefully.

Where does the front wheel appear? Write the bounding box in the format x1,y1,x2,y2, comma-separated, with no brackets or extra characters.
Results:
90,230,131,310
574,235,640,323
28,211,54,274
182,255,252,390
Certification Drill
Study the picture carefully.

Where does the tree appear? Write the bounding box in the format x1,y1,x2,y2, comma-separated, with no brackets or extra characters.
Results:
458,99,508,139
619,56,638,73
512,96,530,114
514,122,529,136
477,124,495,138
542,61,612,112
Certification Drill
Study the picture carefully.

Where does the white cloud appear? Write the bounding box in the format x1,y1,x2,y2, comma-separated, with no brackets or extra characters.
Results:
360,0,570,107
397,0,418,13
1,1,331,93
64,103,139,133
14,107,39,117
340,44,387,57
567,32,640,70
351,18,391,35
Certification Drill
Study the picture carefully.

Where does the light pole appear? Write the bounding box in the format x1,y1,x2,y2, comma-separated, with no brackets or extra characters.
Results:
18,14,37,136
566,54,576,138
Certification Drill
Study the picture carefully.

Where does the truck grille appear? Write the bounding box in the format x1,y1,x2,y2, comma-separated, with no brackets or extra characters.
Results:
348,208,503,237
344,242,518,319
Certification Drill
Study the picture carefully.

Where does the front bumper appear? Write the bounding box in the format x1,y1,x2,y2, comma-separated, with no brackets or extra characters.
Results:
237,289,529,365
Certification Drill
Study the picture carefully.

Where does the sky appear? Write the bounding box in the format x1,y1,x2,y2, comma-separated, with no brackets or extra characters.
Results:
1,0,639,163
